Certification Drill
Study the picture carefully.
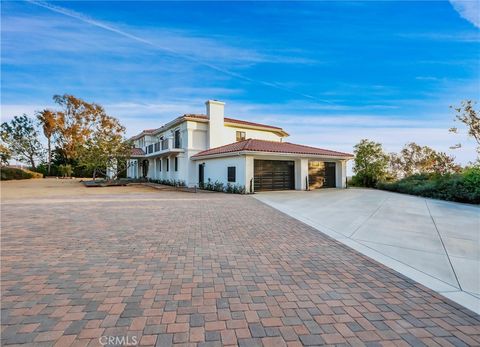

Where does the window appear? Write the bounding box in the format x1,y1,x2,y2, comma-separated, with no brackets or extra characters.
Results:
159,159,162,172
174,129,181,148
228,166,236,182
236,131,246,142
174,157,178,171
166,158,169,171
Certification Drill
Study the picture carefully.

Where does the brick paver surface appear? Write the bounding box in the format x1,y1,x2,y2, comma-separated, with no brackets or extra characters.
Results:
1,189,479,346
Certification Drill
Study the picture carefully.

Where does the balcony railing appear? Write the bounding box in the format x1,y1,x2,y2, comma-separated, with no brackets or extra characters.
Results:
161,139,169,150
144,138,183,156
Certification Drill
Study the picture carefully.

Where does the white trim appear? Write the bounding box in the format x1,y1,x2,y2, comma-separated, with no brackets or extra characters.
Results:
192,150,353,161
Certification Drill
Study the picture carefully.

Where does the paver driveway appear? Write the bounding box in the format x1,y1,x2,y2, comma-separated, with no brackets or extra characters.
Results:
1,182,479,346
254,188,480,315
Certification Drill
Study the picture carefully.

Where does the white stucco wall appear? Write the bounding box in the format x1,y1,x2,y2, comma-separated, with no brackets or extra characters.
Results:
199,156,247,189
222,126,282,144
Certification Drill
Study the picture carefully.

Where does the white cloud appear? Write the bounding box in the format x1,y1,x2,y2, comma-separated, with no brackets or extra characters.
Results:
0,104,48,122
449,0,480,28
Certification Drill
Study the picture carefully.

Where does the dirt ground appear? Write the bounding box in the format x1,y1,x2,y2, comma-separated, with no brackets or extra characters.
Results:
0,178,158,201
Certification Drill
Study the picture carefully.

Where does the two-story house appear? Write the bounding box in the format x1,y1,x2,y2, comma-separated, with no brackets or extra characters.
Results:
127,100,353,192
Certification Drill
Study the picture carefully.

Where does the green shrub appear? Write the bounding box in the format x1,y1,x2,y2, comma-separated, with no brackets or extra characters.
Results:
147,178,186,187
377,169,480,204
348,175,364,187
0,167,43,180
202,178,245,194
148,177,245,194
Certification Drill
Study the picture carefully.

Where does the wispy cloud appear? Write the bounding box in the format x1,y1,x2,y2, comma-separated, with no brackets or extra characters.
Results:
449,0,480,28
415,76,441,81
398,31,480,42
22,1,329,104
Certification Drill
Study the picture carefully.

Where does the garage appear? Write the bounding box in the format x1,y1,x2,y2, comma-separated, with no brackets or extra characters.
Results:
254,159,295,191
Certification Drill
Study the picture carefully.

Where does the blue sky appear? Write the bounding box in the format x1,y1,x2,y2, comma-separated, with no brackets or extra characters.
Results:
1,0,479,166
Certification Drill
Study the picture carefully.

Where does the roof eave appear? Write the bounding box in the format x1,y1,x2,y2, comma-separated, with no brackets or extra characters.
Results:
223,121,289,137
192,150,353,160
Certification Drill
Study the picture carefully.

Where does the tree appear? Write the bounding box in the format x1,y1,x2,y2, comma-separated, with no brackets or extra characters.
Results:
75,108,131,179
394,142,460,177
387,152,404,180
352,139,389,187
450,100,480,160
36,109,57,174
52,94,109,162
0,115,44,169
0,143,11,166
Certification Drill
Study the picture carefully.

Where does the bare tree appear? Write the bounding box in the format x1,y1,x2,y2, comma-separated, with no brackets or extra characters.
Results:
450,100,480,160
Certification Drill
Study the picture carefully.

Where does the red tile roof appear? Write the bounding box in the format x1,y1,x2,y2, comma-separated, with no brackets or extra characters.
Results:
192,139,353,158
131,148,145,156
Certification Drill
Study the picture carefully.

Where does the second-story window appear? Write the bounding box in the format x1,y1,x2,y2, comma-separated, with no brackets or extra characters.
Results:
174,129,181,148
236,131,246,142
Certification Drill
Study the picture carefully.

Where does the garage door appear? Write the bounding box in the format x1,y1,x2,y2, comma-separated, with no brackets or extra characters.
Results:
308,161,336,189
254,160,295,191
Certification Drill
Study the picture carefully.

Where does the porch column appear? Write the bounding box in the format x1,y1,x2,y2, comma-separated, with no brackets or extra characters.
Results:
295,158,309,190
245,156,254,193
154,158,157,179
336,160,347,188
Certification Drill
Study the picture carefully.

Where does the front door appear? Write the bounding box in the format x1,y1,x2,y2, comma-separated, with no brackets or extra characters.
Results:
142,159,149,178
198,164,205,188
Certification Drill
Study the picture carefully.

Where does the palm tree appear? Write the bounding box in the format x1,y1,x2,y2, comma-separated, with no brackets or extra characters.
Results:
36,109,57,175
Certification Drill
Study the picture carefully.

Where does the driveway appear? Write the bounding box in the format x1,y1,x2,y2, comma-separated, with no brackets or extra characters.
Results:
1,180,479,346
254,188,480,314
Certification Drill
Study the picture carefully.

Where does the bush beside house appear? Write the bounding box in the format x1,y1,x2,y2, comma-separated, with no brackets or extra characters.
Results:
203,178,246,194
147,177,246,194
148,178,186,187
376,167,480,204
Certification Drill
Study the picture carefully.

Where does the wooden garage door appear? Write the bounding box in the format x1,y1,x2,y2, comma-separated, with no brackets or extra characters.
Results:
308,161,336,189
254,160,295,191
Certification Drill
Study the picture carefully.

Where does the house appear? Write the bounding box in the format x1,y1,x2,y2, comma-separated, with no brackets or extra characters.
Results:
127,100,353,192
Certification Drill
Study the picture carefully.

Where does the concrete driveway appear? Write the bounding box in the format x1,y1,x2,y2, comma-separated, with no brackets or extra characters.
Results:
255,188,480,314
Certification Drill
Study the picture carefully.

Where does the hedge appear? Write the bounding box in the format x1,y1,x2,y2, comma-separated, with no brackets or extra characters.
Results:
1,167,43,180
377,168,480,204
